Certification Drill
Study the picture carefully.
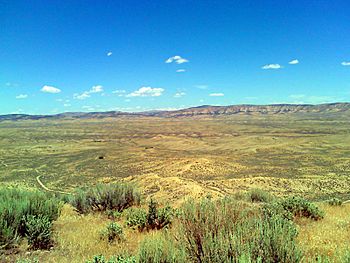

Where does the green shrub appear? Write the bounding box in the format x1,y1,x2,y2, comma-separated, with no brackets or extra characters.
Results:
328,197,342,206
138,233,187,263
16,258,39,263
70,183,141,214
177,197,302,262
24,215,53,250
86,255,136,263
280,196,324,220
249,188,273,203
100,222,124,243
106,210,122,220
157,205,174,230
125,200,174,231
125,207,147,231
0,188,62,249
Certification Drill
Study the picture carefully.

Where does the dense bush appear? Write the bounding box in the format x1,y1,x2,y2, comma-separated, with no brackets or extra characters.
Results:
0,188,62,249
328,197,342,206
69,183,141,214
176,197,302,263
125,207,147,231
280,196,324,220
248,188,274,203
125,200,174,231
100,222,124,243
24,215,53,250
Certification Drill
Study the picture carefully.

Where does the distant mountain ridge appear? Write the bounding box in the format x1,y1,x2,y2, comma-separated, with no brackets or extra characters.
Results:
1,103,350,121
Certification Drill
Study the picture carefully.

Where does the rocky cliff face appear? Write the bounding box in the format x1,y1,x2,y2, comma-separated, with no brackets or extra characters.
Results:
1,103,350,121
154,103,350,117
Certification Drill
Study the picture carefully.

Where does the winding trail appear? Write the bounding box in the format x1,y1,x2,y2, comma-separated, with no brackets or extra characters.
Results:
36,174,72,195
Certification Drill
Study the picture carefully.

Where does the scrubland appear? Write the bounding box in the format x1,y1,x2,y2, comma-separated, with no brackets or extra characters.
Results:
1,114,350,262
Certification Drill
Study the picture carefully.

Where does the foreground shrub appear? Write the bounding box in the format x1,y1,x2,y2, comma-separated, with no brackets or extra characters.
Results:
16,258,39,263
125,200,174,231
86,255,136,263
280,196,324,220
106,210,122,220
177,197,302,263
328,197,342,206
248,188,274,203
137,233,187,263
100,222,124,243
69,183,141,214
24,215,53,250
0,188,62,249
125,207,147,231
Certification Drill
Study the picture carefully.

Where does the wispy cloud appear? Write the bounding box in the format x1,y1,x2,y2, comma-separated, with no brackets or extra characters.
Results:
195,85,208,90
209,93,224,97
174,92,186,98
288,94,343,104
112,90,126,96
289,94,305,99
341,61,350,66
107,51,113,56
5,82,19,88
82,105,95,111
15,94,28,99
126,87,164,97
165,55,189,64
288,59,299,65
41,85,61,93
74,93,90,100
176,69,186,73
262,64,282,70
73,85,103,100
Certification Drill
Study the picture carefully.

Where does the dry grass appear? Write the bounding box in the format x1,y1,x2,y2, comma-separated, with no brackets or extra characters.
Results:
297,203,350,261
15,204,147,263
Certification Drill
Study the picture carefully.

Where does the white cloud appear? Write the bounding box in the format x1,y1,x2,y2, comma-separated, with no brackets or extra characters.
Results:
165,55,189,64
15,94,28,99
174,92,186,98
41,85,61,93
289,59,299,65
209,93,224,97
126,87,164,97
107,51,113,56
63,103,71,107
262,64,282,70
341,61,350,66
73,85,103,100
176,69,186,73
90,85,103,93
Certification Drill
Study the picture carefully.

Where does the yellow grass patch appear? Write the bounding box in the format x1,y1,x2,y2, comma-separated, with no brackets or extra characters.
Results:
297,203,350,261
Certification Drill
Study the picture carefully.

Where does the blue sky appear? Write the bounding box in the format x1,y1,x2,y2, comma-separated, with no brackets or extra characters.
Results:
1,0,350,114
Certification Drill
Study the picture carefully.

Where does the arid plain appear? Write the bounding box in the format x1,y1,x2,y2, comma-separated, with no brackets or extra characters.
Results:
1,113,350,203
